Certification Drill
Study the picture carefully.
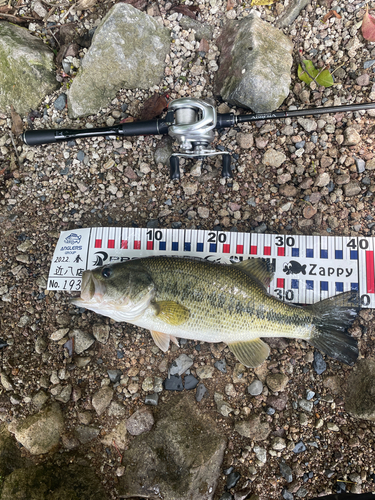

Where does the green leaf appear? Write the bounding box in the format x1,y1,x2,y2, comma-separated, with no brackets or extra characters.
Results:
315,69,334,87
297,59,333,88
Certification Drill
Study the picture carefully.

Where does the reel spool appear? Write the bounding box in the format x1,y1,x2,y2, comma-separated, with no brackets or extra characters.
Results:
167,98,232,181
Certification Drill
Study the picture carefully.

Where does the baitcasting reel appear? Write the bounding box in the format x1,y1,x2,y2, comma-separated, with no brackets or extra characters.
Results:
167,98,232,180
22,96,375,183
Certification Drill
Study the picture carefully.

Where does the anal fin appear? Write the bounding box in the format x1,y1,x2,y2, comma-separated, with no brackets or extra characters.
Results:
150,330,171,352
228,338,270,368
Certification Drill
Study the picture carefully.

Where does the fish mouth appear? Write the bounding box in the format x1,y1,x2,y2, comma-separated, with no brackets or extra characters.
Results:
71,270,106,306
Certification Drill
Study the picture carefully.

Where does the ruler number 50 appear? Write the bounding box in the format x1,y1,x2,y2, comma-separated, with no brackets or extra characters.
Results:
347,238,369,250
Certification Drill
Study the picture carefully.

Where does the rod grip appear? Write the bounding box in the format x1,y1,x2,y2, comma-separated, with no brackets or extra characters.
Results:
22,130,58,146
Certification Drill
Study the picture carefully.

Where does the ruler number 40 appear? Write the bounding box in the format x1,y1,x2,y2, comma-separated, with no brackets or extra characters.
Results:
347,238,369,250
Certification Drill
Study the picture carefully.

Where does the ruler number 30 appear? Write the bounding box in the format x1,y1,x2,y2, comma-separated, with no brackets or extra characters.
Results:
347,238,369,250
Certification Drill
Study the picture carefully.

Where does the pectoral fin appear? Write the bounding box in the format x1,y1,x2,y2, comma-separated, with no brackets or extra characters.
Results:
154,301,189,326
150,330,172,352
228,338,270,368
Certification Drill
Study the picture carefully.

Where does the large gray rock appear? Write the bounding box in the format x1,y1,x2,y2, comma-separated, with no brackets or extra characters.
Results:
118,394,226,499
1,462,109,500
345,358,375,420
12,403,64,455
0,22,59,115
68,3,170,118
214,14,293,113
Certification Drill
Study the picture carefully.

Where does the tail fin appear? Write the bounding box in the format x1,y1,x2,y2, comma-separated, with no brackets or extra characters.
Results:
307,291,360,366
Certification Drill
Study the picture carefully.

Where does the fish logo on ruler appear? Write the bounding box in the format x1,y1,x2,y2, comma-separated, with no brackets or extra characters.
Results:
48,228,372,307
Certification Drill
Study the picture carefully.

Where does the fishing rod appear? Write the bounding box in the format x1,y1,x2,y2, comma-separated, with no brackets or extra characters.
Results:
22,98,375,181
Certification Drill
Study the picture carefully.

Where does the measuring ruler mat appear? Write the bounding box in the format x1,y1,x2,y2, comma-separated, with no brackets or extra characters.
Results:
47,228,375,308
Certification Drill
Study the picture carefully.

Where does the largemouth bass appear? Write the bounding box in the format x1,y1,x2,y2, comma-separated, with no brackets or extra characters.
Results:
72,256,359,368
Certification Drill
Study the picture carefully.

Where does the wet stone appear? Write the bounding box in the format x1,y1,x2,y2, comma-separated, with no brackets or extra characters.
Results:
247,379,263,396
306,390,315,400
293,441,306,453
282,489,294,500
279,461,293,483
313,351,327,374
145,393,159,406
107,369,122,384
226,470,241,489
355,158,366,173
184,374,199,390
196,382,208,402
214,359,227,373
163,375,183,391
169,354,193,376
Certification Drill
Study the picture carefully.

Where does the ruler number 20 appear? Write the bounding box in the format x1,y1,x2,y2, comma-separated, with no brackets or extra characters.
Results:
208,232,227,243
347,238,369,250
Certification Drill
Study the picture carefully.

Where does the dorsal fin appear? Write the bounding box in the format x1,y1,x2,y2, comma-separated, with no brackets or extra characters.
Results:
233,258,274,289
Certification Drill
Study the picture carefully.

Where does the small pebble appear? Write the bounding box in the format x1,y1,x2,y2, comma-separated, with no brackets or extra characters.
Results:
313,351,326,375
247,379,263,396
293,441,306,454
214,359,227,373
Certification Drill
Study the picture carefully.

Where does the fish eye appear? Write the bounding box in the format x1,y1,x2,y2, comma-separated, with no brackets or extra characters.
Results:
101,267,112,279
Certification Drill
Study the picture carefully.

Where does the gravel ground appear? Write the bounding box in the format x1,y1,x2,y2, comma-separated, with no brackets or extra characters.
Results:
1,0,375,498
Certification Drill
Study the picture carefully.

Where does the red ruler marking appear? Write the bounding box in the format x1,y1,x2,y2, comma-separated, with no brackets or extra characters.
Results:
250,245,257,255
108,239,115,249
94,239,102,248
277,278,284,288
277,247,285,256
147,241,154,250
223,244,230,253
264,246,271,256
236,244,244,254
121,240,128,249
366,250,375,293
134,240,141,250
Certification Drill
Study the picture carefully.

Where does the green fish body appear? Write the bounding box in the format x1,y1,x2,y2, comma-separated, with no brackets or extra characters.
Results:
72,256,359,368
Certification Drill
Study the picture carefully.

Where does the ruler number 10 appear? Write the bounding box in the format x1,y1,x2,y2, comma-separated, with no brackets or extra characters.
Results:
147,230,163,241
347,238,369,250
